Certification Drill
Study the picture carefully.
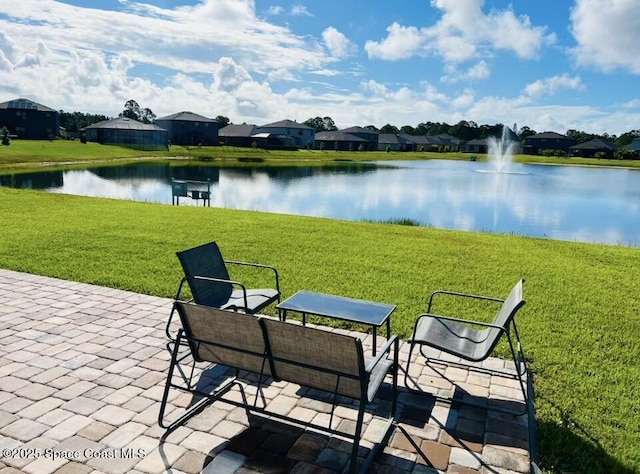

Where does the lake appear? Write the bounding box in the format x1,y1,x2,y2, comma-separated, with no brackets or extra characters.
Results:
3,159,640,246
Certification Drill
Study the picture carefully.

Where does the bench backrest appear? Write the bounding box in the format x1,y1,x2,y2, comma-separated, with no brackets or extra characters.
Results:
176,241,233,308
260,318,366,399
175,301,367,399
174,301,269,375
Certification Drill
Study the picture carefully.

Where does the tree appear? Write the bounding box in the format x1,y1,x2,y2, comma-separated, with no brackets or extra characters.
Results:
120,100,155,124
303,116,337,133
400,125,416,135
215,115,231,128
615,130,640,148
121,99,141,121
141,107,156,124
518,126,537,142
1,126,10,145
59,110,110,133
379,124,399,134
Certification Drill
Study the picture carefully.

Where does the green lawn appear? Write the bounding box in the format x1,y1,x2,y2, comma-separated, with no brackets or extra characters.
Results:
0,187,639,473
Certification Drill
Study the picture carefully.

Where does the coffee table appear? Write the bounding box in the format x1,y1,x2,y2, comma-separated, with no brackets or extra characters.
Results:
276,290,395,356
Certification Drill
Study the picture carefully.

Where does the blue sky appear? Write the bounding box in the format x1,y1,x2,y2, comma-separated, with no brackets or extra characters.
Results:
0,0,638,135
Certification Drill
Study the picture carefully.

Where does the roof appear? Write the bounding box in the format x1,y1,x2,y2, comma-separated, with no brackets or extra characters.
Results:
259,119,313,130
315,131,367,142
570,139,617,150
341,126,379,135
219,124,257,137
84,117,166,131
399,134,430,145
378,134,412,145
156,111,216,123
626,138,640,151
465,138,489,145
528,132,572,140
0,98,57,113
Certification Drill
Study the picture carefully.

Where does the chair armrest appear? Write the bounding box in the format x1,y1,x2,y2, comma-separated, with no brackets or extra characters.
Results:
427,289,504,313
225,260,280,293
193,275,249,308
365,335,398,373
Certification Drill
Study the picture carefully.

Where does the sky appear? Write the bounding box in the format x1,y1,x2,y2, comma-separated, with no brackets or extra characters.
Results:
0,0,638,136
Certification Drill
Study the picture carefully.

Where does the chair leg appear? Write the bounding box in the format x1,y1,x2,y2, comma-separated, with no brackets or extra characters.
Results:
347,403,367,474
403,340,418,389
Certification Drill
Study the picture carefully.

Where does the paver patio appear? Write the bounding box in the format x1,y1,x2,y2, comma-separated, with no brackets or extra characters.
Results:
0,269,532,473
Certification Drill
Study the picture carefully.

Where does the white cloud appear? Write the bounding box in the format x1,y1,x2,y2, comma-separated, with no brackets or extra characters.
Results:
524,74,584,97
322,27,355,59
570,0,640,73
291,4,312,17
365,0,552,63
365,23,423,60
267,5,284,15
441,60,490,83
0,0,334,80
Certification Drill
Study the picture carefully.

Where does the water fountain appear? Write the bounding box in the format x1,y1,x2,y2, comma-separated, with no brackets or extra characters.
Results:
487,125,515,173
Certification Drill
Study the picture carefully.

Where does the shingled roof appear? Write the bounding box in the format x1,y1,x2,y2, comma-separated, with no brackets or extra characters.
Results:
0,98,56,112
260,119,313,129
83,117,166,131
156,111,216,122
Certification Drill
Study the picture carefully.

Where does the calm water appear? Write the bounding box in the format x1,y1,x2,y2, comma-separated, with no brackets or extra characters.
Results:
3,160,640,246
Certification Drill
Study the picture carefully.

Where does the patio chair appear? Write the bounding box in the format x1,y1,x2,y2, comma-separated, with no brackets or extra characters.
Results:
165,241,280,341
405,279,528,416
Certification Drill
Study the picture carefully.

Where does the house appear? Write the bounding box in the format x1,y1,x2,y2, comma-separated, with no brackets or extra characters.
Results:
378,134,413,151
461,138,490,154
340,126,379,151
569,139,617,158
624,138,640,158
256,119,315,148
155,111,219,146
461,129,523,154
218,123,296,149
83,117,168,150
218,124,257,148
315,131,368,151
0,98,60,139
526,132,576,155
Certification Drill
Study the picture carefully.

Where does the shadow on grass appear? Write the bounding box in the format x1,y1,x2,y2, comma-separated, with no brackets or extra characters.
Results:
537,419,636,474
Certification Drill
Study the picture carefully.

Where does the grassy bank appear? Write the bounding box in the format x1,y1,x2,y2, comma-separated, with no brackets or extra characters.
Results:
2,139,640,169
0,187,639,473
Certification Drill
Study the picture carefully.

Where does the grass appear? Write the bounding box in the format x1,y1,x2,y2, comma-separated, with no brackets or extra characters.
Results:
2,139,640,170
0,187,639,473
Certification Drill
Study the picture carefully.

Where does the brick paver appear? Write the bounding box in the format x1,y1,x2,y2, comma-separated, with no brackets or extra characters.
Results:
0,269,532,473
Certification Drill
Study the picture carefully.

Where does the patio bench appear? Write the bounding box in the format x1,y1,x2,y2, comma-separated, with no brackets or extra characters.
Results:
159,301,399,473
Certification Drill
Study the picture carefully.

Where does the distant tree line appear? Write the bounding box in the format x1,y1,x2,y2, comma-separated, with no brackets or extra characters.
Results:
58,111,111,133
59,103,639,149
303,117,639,148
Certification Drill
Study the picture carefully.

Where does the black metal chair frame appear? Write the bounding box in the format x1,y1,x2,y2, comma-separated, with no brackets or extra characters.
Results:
404,280,529,416
165,243,281,342
159,306,399,474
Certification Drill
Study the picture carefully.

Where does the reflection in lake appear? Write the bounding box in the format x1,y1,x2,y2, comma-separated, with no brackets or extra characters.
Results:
2,160,640,246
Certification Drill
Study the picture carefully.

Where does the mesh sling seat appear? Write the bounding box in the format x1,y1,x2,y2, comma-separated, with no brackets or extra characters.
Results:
165,241,280,341
159,301,399,474
405,279,528,416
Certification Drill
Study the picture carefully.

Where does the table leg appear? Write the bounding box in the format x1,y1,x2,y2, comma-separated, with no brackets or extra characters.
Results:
372,326,377,356
302,313,306,326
